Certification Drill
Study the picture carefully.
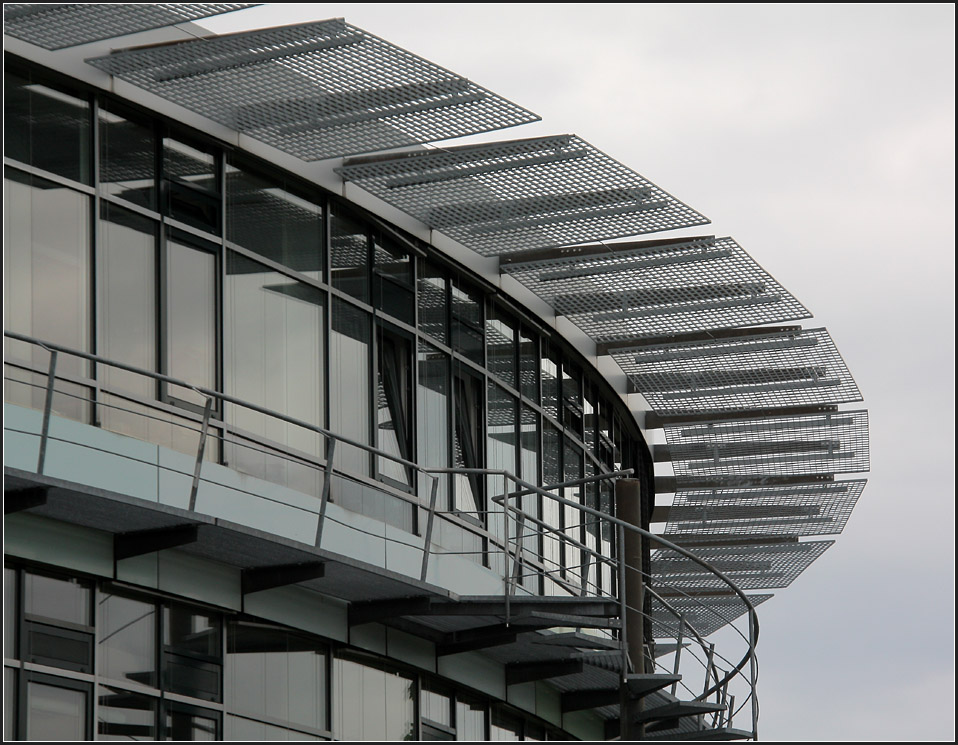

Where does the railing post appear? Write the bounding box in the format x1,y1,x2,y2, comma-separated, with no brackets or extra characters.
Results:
671,613,686,696
749,609,759,739
314,437,336,548
419,475,440,582
36,350,58,475
703,642,715,700
503,473,511,624
509,511,525,596
188,396,213,511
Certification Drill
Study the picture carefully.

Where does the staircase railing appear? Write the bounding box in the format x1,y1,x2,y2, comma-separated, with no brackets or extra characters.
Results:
4,330,760,739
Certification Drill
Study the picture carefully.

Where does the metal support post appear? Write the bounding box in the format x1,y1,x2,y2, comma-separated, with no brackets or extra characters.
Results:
749,609,759,739
420,475,440,582
314,437,336,548
188,396,213,511
616,478,645,740
37,350,58,475
503,474,511,625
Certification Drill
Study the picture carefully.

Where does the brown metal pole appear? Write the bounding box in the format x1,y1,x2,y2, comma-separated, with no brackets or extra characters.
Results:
616,478,646,740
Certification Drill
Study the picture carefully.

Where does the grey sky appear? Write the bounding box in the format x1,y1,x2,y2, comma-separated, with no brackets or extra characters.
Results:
201,4,956,739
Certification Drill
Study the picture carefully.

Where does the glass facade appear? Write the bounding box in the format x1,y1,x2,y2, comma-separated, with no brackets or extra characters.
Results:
2,59,646,600
4,563,568,742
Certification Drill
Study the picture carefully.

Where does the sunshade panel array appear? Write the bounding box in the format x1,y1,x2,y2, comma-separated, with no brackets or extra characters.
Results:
3,4,258,50
663,409,870,483
87,19,539,161
501,237,811,342
651,540,833,591
664,479,866,539
612,328,862,416
650,594,772,639
336,135,710,256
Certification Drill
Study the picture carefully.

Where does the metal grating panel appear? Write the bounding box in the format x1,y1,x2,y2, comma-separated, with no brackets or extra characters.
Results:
502,237,809,341
663,409,870,481
87,19,539,161
650,594,772,638
3,4,257,50
613,328,861,415
336,135,709,255
652,541,833,591
664,480,866,538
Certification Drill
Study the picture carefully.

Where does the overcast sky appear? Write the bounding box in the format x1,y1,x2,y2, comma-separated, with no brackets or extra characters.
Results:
203,5,956,740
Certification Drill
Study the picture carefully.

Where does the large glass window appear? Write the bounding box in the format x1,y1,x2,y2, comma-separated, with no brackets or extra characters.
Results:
417,342,450,509
97,685,157,741
225,251,325,494
4,169,90,378
166,235,217,409
333,653,415,741
453,367,484,519
451,280,483,365
486,307,517,390
97,591,157,688
418,261,448,344
163,137,219,234
99,203,157,399
376,326,414,488
373,236,414,324
99,105,155,209
330,208,369,302
162,604,222,703
5,69,91,184
330,299,372,476
226,622,328,733
226,163,323,280
26,677,90,741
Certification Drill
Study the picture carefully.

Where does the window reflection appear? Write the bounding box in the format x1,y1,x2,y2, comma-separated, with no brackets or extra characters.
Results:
330,209,369,302
333,653,415,741
98,592,156,688
27,679,88,741
226,622,327,732
5,69,91,183
99,106,155,209
330,300,371,476
97,685,157,741
226,163,323,280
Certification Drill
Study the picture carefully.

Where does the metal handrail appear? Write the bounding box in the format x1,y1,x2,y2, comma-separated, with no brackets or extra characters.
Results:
4,330,760,737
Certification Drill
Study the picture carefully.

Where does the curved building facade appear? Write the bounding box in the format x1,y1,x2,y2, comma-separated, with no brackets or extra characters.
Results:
3,5,868,741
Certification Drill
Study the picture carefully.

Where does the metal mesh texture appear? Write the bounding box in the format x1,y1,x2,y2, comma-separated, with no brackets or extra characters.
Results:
664,479,866,538
663,409,870,482
336,135,709,256
502,237,809,341
613,328,861,416
4,4,257,50
87,19,538,161
651,540,833,591
650,594,772,639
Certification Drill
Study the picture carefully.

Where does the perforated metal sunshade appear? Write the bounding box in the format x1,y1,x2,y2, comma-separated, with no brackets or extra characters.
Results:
664,409,870,482
613,327,862,415
336,135,709,255
501,237,810,341
650,594,772,638
665,479,866,538
3,4,257,50
652,540,833,591
86,19,539,161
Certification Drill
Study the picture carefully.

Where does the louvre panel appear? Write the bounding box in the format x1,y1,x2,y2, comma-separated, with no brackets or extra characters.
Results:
503,237,809,341
4,4,257,50
663,409,869,482
665,480,866,538
613,328,861,415
650,594,772,638
652,541,833,590
87,19,538,160
337,135,709,255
